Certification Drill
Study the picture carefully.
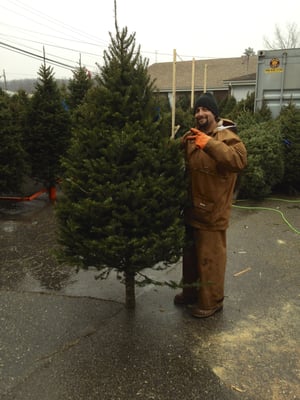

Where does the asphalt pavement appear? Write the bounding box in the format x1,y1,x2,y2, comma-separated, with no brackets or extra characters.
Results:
0,194,299,400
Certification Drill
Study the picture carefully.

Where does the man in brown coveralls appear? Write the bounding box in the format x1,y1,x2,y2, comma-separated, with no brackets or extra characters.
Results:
174,92,247,318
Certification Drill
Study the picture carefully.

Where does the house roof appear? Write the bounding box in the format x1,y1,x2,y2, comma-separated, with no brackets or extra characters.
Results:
148,56,258,92
225,72,257,82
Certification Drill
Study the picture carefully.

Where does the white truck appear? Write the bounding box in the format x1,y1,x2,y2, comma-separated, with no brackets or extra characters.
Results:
254,48,300,118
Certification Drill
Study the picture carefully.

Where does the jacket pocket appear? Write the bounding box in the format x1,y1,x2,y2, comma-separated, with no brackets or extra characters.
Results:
192,195,216,225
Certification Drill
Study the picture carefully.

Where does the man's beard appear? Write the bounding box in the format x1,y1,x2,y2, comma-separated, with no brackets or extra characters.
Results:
196,118,209,130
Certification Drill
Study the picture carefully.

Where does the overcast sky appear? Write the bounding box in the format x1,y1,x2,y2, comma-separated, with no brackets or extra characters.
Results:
1,0,300,81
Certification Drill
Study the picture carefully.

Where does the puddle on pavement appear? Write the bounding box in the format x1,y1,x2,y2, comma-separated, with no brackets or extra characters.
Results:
0,198,72,292
1,220,19,233
0,198,129,302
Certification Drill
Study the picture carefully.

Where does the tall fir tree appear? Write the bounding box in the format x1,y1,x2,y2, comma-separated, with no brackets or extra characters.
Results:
25,64,71,191
55,22,186,308
0,89,29,193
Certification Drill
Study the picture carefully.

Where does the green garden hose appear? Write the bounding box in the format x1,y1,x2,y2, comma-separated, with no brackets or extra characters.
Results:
232,197,300,235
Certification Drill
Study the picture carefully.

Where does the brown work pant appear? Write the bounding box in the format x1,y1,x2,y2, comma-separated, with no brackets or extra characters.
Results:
182,226,227,309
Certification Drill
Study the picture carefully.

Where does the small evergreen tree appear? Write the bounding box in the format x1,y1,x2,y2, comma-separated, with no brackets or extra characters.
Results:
278,103,300,193
25,64,71,191
256,100,272,121
235,110,258,131
55,23,186,308
66,66,93,111
230,92,255,120
0,89,29,193
219,95,237,119
238,119,284,199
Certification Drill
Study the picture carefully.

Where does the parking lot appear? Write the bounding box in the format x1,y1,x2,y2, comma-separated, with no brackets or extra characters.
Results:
0,194,299,399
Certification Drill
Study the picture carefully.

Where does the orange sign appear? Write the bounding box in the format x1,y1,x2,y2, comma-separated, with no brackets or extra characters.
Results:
265,58,283,73
270,58,280,68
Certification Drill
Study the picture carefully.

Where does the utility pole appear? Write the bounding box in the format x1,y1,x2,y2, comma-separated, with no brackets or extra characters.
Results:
1,69,7,90
43,46,46,68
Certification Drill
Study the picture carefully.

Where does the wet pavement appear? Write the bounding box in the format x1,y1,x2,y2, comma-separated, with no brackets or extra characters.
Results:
0,193,299,400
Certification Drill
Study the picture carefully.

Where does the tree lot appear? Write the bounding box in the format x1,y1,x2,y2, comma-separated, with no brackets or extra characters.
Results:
1,25,300,307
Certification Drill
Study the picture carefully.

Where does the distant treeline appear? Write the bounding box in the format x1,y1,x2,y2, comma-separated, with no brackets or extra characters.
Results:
1,79,68,94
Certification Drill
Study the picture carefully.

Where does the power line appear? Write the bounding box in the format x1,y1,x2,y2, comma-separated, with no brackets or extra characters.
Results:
1,0,107,44
1,1,212,64
1,36,94,69
0,0,220,78
0,32,104,58
0,41,76,71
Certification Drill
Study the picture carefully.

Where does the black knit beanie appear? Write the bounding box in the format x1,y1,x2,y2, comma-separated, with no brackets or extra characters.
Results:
193,92,219,117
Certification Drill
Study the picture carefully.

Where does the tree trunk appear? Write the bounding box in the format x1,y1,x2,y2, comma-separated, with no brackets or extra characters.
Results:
125,271,136,309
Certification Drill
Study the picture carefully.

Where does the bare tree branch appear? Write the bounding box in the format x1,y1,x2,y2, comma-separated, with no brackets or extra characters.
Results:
263,22,300,49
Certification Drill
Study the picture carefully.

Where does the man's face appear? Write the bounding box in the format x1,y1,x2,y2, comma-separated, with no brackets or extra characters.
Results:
194,107,215,131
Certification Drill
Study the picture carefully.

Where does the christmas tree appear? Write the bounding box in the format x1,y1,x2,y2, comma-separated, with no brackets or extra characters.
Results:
25,63,71,196
66,65,93,111
55,18,186,308
279,103,300,193
0,89,29,193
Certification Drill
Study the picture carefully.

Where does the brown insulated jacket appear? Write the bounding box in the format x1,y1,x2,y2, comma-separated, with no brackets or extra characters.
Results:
182,119,247,231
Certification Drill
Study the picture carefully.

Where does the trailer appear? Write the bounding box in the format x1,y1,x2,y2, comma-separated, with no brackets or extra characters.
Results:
254,48,300,118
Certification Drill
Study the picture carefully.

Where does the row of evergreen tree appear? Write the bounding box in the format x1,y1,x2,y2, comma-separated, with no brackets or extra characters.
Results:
1,58,299,198
221,92,300,198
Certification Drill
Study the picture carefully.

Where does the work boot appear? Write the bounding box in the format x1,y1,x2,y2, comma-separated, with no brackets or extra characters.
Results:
174,292,197,306
190,304,223,318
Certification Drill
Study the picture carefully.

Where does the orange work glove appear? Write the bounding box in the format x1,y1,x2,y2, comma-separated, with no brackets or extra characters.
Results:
186,128,211,149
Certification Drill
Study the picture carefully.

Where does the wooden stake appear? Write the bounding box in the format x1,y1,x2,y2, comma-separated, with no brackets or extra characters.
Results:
191,58,195,109
233,267,252,277
203,63,207,93
171,49,176,139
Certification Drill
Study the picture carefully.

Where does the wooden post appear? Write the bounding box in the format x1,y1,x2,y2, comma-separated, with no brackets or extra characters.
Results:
203,64,208,93
171,49,176,139
191,58,195,109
